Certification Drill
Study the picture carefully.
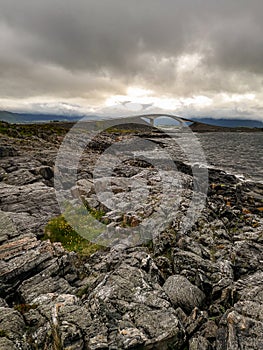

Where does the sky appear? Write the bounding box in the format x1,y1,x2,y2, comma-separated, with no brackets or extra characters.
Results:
0,0,263,120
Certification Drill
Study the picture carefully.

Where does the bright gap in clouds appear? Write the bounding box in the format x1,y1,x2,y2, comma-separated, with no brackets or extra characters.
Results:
126,87,153,98
105,85,213,112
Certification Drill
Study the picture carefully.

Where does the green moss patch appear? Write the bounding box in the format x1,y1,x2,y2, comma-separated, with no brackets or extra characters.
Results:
43,214,104,257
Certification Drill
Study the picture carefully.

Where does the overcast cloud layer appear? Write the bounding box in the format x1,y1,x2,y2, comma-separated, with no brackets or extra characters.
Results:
0,0,263,119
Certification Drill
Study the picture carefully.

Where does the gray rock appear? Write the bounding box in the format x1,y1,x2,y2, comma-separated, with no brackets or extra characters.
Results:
231,240,263,278
81,252,186,349
0,307,29,347
217,308,263,350
0,238,71,299
189,336,212,350
0,182,58,215
172,249,220,293
217,271,263,350
4,169,42,186
0,145,18,157
0,182,60,238
0,297,8,307
0,128,263,349
19,275,75,303
37,165,54,180
0,338,17,350
163,275,206,313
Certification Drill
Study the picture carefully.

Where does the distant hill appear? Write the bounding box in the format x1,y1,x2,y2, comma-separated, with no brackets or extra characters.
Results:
189,121,262,132
0,111,21,123
0,110,83,123
191,117,263,128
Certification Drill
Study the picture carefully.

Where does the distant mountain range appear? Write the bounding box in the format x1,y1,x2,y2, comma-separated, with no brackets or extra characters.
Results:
191,117,263,128
0,110,263,128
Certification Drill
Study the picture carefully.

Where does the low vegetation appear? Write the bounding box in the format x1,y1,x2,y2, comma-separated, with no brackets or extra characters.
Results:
44,215,104,256
43,204,107,257
0,120,67,139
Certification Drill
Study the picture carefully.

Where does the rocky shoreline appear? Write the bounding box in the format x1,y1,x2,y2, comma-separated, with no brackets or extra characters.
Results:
0,122,262,349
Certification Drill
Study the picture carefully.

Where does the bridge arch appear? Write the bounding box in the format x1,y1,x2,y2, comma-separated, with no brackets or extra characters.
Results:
114,113,193,127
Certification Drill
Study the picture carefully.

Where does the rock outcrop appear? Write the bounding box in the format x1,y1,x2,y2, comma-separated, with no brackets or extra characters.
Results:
0,123,262,349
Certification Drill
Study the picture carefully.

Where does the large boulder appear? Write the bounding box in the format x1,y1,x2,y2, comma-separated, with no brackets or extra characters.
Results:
163,275,206,313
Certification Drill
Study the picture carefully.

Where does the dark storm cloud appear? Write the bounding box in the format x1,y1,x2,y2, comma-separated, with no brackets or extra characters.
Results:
0,0,263,104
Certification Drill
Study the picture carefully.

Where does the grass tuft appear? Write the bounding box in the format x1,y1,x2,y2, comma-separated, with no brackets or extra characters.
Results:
43,214,104,257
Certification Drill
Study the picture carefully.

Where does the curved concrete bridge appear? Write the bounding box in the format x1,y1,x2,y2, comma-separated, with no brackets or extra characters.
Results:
76,113,195,133
133,113,192,127
99,113,193,128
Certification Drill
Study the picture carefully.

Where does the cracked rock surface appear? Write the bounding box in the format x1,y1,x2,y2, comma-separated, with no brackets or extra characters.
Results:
0,122,262,349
